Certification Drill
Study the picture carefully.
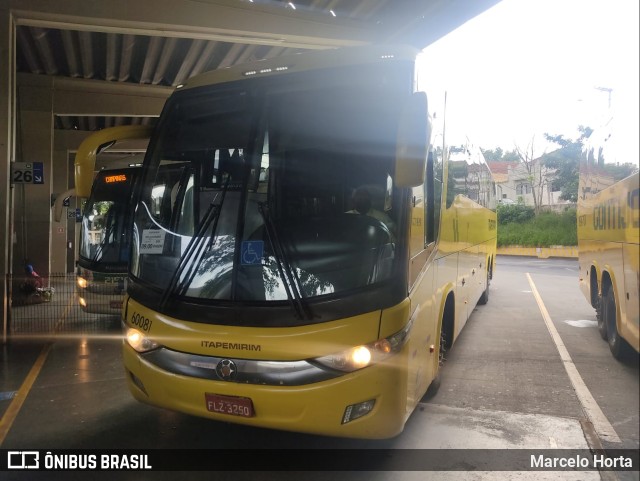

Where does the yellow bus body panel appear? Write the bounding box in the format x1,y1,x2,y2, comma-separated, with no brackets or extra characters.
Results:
123,297,413,439
578,172,640,352
124,298,382,360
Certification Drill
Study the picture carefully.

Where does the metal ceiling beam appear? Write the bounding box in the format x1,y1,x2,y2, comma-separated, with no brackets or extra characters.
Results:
11,0,376,49
18,72,172,116
173,39,206,87
30,27,58,74
60,30,80,77
152,37,178,85
106,33,119,81
382,0,501,48
78,30,94,78
140,36,163,84
188,41,219,80
16,25,42,73
118,34,135,82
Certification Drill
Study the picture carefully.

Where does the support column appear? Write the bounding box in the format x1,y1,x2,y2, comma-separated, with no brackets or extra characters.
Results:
13,78,54,279
52,129,90,274
51,140,69,274
1,1,15,342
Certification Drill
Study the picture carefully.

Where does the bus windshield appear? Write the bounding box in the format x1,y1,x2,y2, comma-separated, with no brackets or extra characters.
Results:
131,64,411,310
79,170,137,268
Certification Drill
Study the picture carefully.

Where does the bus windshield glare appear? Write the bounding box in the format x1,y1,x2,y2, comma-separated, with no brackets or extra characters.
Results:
131,64,411,317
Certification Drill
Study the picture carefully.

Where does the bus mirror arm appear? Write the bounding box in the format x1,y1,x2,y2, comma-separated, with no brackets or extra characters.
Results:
52,188,75,222
395,91,431,188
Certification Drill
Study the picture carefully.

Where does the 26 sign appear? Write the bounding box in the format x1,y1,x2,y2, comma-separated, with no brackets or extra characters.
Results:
11,162,44,184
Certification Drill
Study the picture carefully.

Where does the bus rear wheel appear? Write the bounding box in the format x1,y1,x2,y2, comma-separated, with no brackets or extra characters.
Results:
596,295,607,340
603,287,634,360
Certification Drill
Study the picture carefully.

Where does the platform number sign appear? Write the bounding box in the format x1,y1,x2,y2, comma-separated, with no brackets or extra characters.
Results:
11,162,44,184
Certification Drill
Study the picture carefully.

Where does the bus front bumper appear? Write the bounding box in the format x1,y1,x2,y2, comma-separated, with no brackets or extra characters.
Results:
123,343,409,439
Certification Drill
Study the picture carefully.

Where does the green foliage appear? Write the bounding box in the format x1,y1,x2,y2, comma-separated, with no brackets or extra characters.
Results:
602,162,637,182
498,207,577,247
481,147,520,162
541,126,593,203
497,203,535,224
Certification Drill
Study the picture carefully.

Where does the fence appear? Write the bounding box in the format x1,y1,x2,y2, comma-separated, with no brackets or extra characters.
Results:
8,273,121,338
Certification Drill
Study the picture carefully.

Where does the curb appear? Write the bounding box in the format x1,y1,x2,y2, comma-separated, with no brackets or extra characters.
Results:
497,246,578,259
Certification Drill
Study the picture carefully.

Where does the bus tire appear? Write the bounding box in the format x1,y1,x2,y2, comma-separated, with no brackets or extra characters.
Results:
422,371,441,401
477,269,490,305
603,287,634,360
596,295,607,340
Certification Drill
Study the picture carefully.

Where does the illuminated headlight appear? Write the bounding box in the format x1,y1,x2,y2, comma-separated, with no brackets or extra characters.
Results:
78,297,87,307
126,328,160,353
77,277,88,289
313,321,412,372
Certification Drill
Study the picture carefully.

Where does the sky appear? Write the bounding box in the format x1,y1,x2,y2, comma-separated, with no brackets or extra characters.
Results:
420,0,639,154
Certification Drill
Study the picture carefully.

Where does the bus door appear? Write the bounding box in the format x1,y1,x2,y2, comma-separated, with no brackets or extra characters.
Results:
407,184,435,407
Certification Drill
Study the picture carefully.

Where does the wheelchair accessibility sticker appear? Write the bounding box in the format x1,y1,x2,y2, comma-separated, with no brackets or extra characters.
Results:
241,241,264,265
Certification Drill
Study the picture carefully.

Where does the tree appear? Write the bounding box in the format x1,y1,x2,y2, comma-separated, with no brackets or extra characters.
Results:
541,126,593,203
481,147,520,162
514,136,551,215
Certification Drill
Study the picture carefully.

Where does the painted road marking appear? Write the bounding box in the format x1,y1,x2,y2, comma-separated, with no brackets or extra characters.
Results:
0,291,77,445
0,343,52,446
526,273,621,444
564,319,598,328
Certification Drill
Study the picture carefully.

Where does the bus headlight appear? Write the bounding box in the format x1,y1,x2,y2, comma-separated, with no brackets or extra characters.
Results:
313,321,413,372
126,328,160,353
77,277,88,289
314,345,373,372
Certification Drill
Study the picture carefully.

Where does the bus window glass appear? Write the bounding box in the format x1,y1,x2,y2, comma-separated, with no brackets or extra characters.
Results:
132,65,410,303
445,142,494,209
79,171,135,265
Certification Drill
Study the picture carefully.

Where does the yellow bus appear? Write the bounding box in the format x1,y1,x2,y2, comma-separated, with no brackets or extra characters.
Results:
578,112,639,360
73,126,150,314
122,45,497,438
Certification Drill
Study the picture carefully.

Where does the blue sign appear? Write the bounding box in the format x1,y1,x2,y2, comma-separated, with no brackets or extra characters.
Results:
32,162,44,184
241,241,264,265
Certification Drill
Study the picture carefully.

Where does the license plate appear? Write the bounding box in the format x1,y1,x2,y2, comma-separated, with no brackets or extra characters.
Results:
205,393,254,418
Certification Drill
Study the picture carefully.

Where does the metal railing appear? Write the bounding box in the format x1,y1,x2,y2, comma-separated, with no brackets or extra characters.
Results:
9,273,121,337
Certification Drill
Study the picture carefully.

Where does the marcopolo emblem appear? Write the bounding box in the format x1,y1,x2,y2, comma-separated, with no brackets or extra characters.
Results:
215,359,237,381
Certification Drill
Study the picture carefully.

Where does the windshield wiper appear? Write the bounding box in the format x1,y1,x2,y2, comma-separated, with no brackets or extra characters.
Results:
91,219,116,263
159,177,230,309
257,202,312,321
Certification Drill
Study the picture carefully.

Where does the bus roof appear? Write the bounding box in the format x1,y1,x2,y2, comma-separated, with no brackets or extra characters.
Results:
180,44,420,91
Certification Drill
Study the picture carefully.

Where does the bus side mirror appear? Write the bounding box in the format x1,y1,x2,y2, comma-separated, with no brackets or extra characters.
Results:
395,92,431,188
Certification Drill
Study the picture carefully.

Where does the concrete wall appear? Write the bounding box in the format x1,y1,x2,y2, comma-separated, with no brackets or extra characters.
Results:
12,75,169,278
13,81,53,277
